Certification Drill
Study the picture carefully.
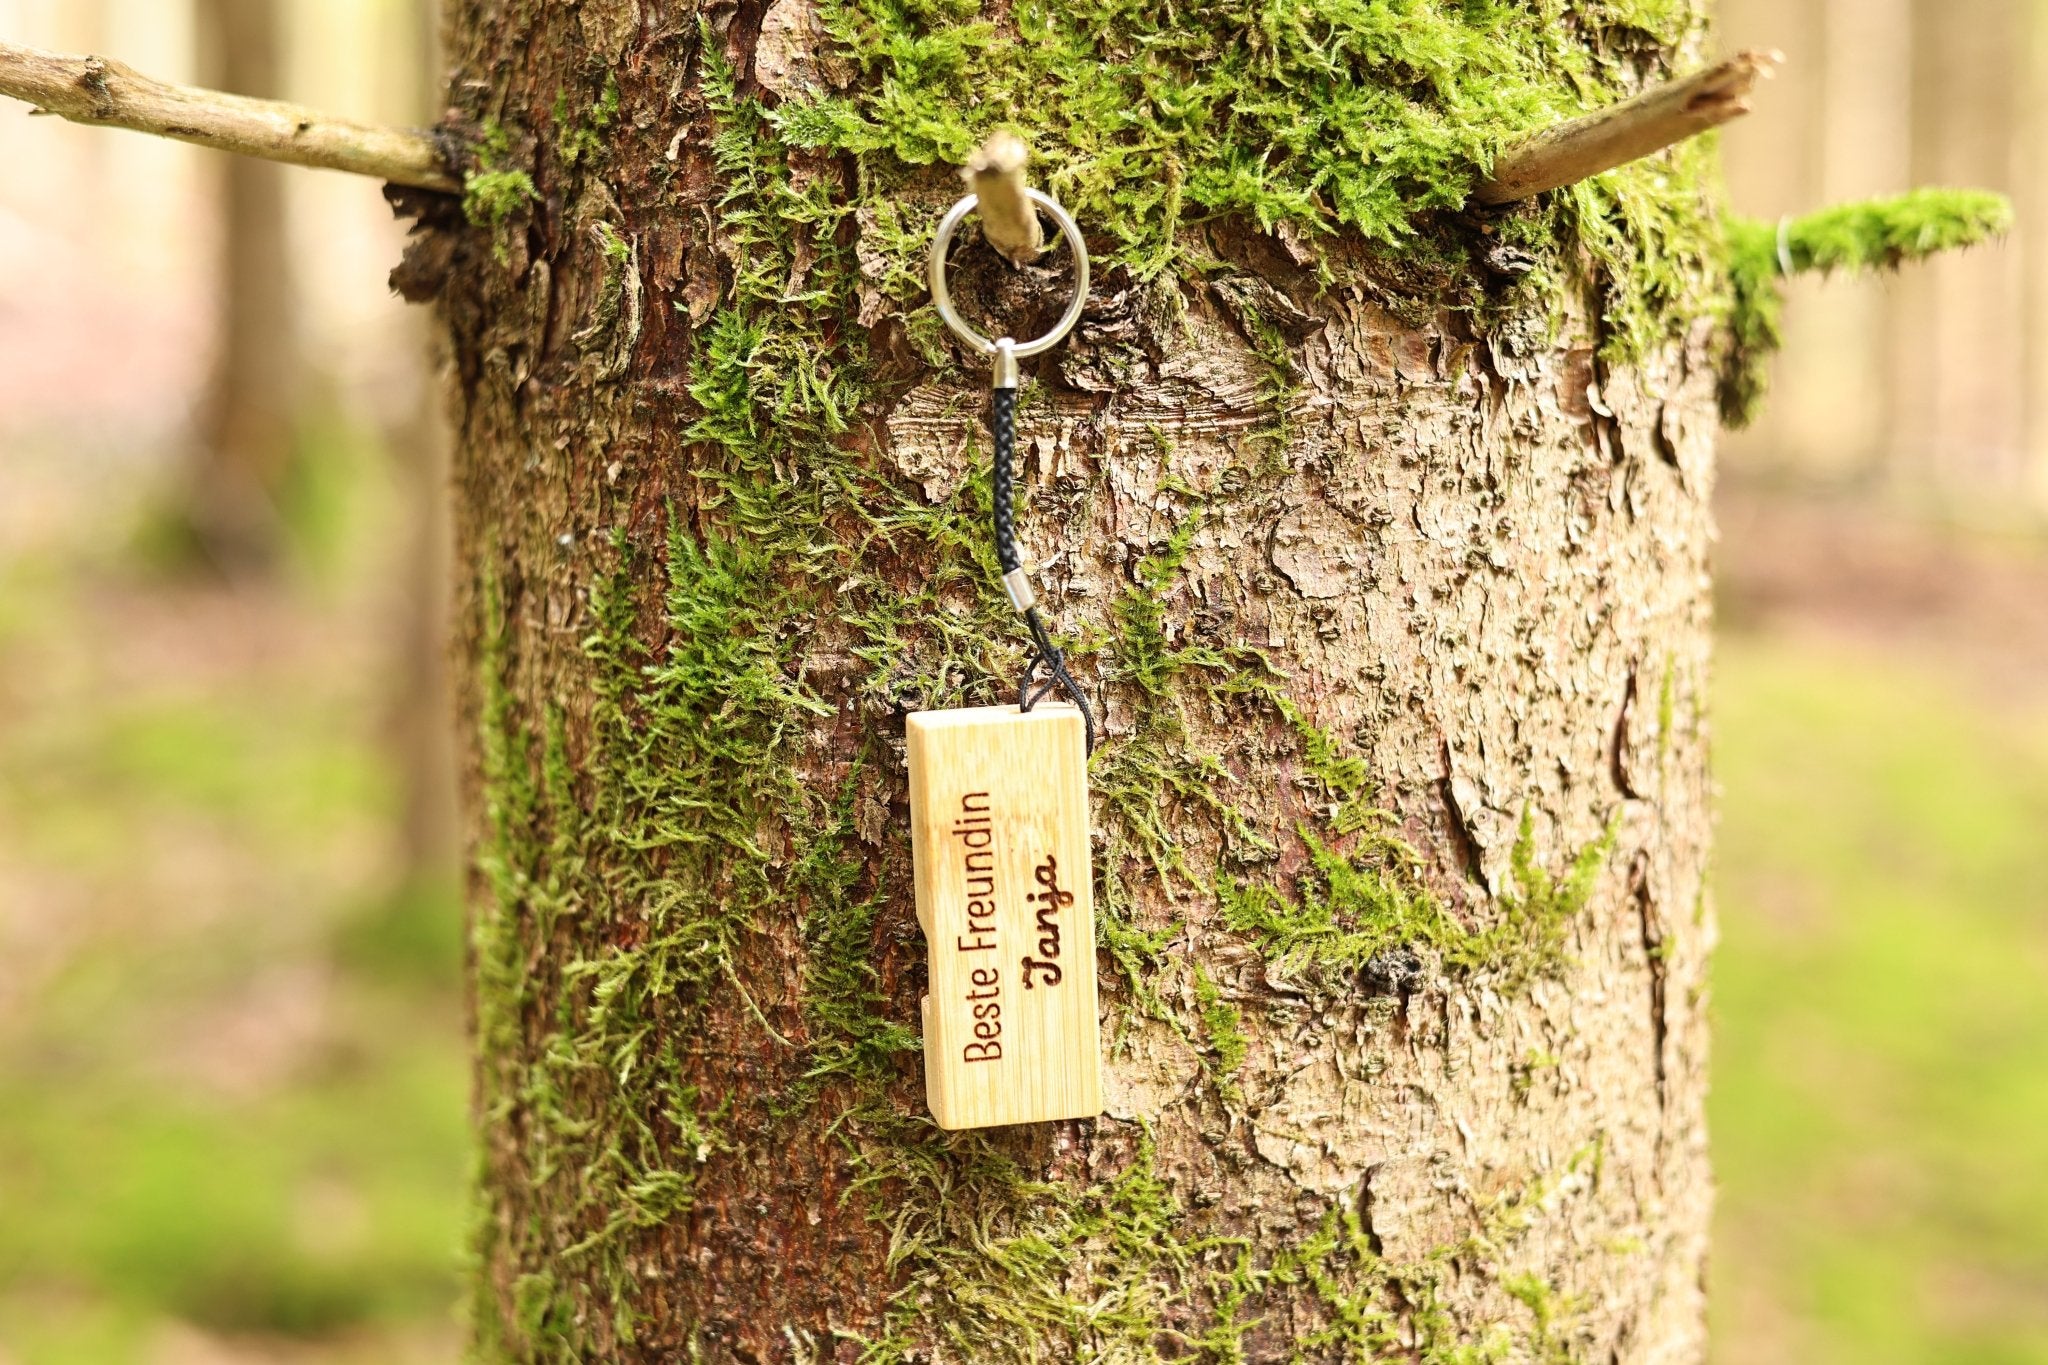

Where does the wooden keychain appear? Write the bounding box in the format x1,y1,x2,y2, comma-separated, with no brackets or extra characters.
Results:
907,187,1103,1130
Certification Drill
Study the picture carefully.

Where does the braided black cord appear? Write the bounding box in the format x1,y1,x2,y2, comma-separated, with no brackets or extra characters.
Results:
991,383,1096,752
992,384,1022,575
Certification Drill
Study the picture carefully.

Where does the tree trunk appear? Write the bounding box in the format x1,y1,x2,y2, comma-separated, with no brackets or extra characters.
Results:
187,0,300,571
430,4,1719,1360
382,0,459,894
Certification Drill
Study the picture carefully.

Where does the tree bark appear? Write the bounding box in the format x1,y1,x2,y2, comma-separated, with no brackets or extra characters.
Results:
434,5,1718,1361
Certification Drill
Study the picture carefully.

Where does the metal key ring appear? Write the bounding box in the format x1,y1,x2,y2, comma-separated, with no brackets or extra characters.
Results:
927,188,1090,359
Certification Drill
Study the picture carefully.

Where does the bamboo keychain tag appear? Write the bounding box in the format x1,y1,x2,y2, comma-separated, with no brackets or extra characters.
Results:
911,188,1101,1129
908,703,1100,1128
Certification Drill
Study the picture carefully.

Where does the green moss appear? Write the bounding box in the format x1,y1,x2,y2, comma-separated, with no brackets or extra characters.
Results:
555,74,622,168
1221,809,1616,989
795,759,923,1094
1511,1048,1564,1101
848,1125,1583,1365
1502,1272,1584,1365
768,2,1735,381
462,119,541,274
1449,808,1616,986
851,1126,1219,1361
471,563,538,1077
1655,657,1677,763
1719,188,2013,426
1220,830,1441,978
1742,187,2014,277
781,0,2011,410
462,166,535,303
1207,278,1307,461
466,520,838,1353
1273,692,1376,835
510,1272,567,1348
1113,513,1219,697
593,220,630,264
462,169,537,230
1094,514,1290,918
1279,1207,1433,1361
788,0,1707,294
772,1,1742,404
1192,961,1250,1079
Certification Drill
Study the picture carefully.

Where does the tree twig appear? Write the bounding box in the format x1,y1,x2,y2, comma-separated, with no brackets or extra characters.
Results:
1474,49,1783,205
963,132,1043,266
0,38,457,192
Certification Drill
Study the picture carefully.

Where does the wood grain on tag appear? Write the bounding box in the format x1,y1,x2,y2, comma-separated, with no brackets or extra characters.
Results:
907,704,1102,1129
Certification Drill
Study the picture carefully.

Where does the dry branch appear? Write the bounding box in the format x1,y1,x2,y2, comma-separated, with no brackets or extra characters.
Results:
0,38,457,192
962,131,1044,266
1474,49,1783,205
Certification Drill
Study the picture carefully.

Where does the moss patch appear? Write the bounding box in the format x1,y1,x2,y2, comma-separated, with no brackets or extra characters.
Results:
462,169,538,229
462,121,540,274
1192,962,1249,1075
1719,188,2013,425
1220,809,1615,991
555,74,622,169
847,1126,1595,1365
463,121,537,227
788,0,1706,283
767,0,1736,379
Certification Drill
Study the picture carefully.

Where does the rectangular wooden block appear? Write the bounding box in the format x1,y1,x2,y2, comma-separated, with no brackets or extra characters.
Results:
906,703,1102,1130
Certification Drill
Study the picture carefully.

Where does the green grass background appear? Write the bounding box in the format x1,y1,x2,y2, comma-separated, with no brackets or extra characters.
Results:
1709,636,2048,1364
0,423,472,1364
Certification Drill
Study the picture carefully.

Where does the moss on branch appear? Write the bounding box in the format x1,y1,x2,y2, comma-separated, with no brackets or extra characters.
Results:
1718,188,2014,426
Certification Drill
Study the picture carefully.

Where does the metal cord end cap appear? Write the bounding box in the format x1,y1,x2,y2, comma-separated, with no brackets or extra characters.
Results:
993,337,1020,390
1001,567,1036,612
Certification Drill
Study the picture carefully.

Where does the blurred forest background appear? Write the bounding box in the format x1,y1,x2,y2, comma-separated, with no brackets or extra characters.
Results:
0,0,2043,1362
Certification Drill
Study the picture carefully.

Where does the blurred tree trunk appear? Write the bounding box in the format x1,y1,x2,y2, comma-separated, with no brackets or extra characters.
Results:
383,339,457,894
1890,0,2025,499
2021,0,2048,510
185,0,299,571
434,5,1718,1361
381,0,457,894
1815,0,1911,478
